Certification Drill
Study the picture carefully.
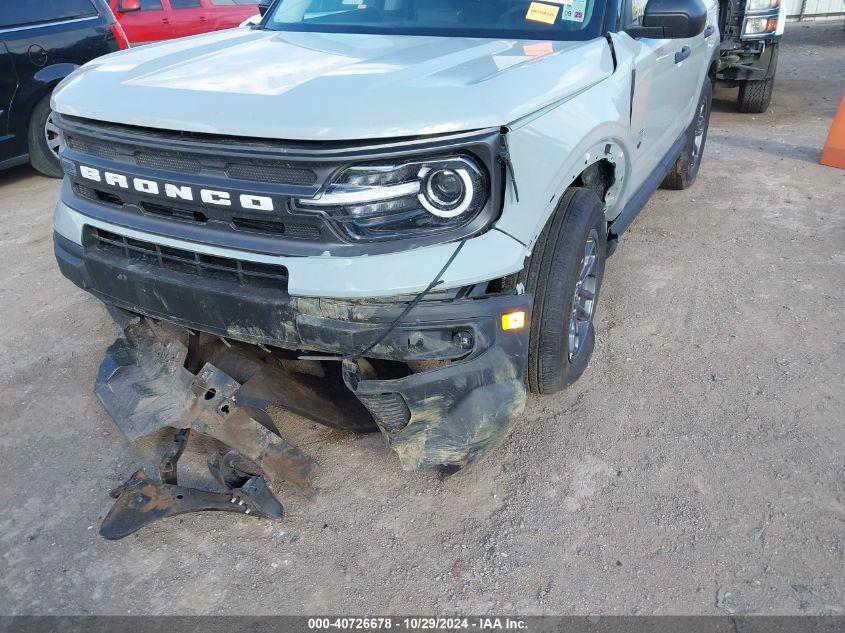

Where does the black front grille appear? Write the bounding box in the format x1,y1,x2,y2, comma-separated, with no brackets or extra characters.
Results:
136,151,202,174
231,216,321,239
142,201,207,224
66,136,122,161
73,184,322,240
86,228,288,291
66,133,319,185
226,162,316,185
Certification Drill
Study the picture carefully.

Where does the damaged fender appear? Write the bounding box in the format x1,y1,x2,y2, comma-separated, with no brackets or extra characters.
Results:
345,294,532,471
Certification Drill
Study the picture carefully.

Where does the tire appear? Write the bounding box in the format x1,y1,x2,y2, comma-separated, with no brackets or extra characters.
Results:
661,79,712,191
28,94,63,178
737,78,774,113
518,188,607,395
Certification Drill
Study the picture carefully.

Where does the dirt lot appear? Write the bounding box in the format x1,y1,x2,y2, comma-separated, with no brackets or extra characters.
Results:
1,21,843,616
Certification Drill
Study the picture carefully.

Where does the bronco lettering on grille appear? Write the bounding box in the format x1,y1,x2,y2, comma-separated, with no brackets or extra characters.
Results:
77,165,275,212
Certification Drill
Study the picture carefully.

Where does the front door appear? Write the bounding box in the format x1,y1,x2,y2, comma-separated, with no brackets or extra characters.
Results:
613,0,711,194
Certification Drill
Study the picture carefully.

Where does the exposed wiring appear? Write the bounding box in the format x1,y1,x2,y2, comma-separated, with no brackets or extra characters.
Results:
498,134,520,202
301,238,468,362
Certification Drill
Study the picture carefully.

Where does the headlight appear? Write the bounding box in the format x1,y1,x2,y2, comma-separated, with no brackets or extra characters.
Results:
744,16,778,34
746,0,779,12
294,155,489,242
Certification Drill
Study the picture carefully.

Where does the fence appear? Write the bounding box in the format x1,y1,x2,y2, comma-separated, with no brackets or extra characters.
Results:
784,0,845,20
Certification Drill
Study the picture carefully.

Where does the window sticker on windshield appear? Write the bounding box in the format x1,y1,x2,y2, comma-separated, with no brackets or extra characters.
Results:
561,0,586,22
525,2,561,24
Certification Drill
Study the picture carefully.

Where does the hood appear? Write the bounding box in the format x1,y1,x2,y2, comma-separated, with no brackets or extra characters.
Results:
53,28,613,141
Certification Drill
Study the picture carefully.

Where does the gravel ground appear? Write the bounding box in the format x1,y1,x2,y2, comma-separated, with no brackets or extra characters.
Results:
1,21,843,616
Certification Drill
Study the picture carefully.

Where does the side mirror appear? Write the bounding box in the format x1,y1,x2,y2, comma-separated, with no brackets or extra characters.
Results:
627,0,707,39
258,0,272,16
117,0,142,12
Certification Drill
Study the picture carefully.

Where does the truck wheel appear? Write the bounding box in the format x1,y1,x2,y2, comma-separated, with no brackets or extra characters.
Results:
28,94,63,178
519,188,607,395
737,78,774,113
661,79,712,191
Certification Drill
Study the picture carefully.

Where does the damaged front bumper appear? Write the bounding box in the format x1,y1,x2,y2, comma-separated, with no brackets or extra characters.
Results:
55,231,532,471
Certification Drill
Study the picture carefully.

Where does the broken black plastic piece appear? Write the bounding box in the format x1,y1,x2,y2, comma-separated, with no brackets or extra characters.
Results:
100,469,283,540
100,415,284,540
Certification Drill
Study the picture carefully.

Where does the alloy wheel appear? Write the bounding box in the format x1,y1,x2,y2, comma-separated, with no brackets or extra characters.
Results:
691,97,707,166
568,228,599,360
44,112,61,158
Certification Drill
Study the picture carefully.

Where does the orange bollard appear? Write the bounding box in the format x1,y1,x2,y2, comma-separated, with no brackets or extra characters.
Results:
820,93,845,170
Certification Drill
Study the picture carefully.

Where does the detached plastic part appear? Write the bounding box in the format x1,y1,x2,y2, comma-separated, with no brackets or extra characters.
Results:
94,319,321,497
100,469,283,540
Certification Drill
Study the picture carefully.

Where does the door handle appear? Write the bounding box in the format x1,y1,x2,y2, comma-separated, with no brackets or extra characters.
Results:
674,46,691,64
200,15,207,21
704,24,716,37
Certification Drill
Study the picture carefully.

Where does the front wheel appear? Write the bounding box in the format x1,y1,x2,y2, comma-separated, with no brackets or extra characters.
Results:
737,78,774,113
519,188,607,395
661,79,712,191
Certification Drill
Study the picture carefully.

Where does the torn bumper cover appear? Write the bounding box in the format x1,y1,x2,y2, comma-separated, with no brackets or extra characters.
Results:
56,232,531,470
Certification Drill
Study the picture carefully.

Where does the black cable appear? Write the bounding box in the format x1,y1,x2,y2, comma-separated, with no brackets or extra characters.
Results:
303,238,468,362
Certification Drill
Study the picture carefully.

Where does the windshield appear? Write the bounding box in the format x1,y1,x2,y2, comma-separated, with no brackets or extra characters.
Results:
264,0,606,41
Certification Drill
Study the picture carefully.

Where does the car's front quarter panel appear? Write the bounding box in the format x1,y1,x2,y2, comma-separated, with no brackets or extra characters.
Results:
499,60,634,247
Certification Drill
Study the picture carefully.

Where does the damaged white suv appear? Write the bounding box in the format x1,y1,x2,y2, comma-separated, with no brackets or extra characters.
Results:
52,0,719,482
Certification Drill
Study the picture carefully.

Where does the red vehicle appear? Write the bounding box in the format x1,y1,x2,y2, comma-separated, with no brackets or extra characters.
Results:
109,0,258,44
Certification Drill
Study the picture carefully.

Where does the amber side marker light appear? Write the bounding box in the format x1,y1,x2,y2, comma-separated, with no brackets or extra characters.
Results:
501,310,527,331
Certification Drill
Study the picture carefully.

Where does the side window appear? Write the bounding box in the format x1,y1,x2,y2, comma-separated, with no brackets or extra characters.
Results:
140,0,165,9
169,0,203,8
0,0,97,29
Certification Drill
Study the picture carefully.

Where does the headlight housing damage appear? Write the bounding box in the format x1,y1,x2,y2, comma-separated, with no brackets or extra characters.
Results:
294,155,489,242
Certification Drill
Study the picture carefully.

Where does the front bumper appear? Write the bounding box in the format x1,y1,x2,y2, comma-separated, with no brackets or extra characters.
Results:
719,41,779,82
55,227,532,470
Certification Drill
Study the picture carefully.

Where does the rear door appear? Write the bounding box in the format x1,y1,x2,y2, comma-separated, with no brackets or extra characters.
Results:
0,43,19,156
166,0,209,37
112,0,170,43
204,0,259,30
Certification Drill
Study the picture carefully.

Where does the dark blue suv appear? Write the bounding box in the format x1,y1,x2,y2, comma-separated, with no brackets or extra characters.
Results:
1,0,128,177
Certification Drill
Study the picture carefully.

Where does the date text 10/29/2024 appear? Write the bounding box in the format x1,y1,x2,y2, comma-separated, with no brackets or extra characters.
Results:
308,618,528,630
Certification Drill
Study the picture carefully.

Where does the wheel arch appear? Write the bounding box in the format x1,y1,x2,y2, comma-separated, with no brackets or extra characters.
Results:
508,134,631,254
497,51,643,251
15,63,79,153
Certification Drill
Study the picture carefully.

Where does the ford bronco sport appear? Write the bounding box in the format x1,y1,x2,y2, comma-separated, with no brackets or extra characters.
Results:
51,0,719,479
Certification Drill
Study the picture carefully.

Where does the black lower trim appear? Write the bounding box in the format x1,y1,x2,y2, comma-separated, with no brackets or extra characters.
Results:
55,231,530,363
608,131,688,239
